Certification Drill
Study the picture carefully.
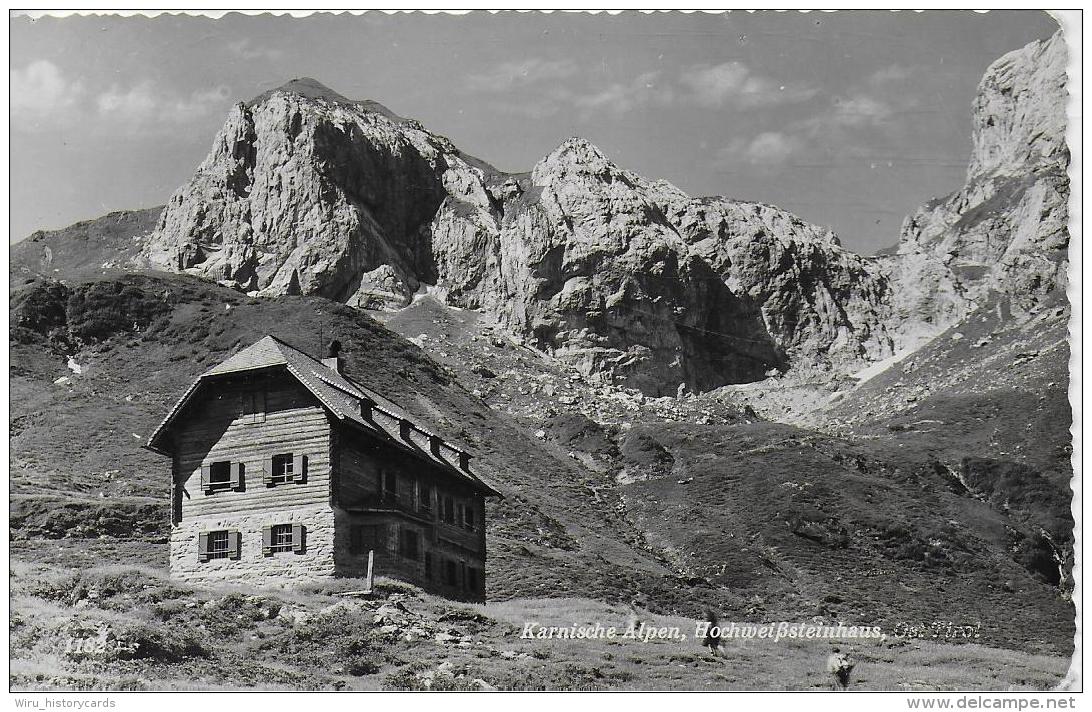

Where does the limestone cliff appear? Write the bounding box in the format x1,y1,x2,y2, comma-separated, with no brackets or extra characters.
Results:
146,78,894,395
885,31,1069,344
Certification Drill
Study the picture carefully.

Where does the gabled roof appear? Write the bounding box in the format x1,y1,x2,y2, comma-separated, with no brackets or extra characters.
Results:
146,335,500,497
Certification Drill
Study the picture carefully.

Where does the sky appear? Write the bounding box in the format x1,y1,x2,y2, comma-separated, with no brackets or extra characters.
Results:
9,10,1062,254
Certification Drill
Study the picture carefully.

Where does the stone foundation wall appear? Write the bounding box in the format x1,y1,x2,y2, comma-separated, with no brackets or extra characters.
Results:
170,505,335,585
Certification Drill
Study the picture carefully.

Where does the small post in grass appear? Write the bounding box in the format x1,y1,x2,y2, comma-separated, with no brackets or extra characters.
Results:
366,549,374,592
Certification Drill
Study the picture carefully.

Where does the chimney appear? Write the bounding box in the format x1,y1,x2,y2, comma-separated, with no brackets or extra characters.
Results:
429,435,442,456
322,339,342,373
459,451,472,471
399,419,413,441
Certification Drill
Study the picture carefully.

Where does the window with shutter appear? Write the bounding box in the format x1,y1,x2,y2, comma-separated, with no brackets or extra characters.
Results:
204,461,234,494
267,523,294,554
201,530,233,562
270,454,294,485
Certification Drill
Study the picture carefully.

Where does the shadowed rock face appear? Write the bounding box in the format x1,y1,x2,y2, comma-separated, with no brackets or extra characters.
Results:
147,78,897,394
884,31,1069,345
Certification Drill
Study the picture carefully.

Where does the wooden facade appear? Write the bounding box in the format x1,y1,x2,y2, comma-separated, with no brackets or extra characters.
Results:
148,336,500,600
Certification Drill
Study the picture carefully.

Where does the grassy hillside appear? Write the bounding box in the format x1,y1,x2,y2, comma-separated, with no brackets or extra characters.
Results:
8,273,700,609
8,273,1075,689
10,561,1068,691
9,207,161,288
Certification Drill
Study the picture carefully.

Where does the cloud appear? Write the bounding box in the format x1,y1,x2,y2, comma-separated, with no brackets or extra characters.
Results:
867,64,915,87
719,131,805,167
474,59,812,119
226,38,285,63
96,82,231,126
11,60,82,120
680,61,817,109
465,58,579,92
571,71,674,115
793,93,893,138
829,95,893,127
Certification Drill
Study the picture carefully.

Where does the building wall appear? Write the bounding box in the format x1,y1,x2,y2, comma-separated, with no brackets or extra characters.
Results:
170,505,335,584
332,508,486,601
169,371,335,583
172,372,332,521
334,427,488,599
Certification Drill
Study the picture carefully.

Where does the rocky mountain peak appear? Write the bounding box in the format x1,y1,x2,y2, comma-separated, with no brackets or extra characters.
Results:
265,77,352,103
142,79,901,394
531,137,619,184
245,77,404,121
968,31,1068,179
886,30,1069,345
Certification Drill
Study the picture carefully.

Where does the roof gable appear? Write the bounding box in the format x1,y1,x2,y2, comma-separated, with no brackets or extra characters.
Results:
146,335,500,497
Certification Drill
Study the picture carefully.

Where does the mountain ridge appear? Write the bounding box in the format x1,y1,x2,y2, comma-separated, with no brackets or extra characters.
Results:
141,78,898,395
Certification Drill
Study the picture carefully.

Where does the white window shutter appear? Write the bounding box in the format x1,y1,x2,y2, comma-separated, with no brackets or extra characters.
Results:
229,531,241,560
198,532,209,563
292,523,306,554
229,462,243,491
201,465,212,494
293,454,307,483
262,525,273,556
263,458,274,487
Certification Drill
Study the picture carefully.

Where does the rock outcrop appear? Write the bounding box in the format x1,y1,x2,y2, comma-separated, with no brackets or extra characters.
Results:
884,31,1069,345
146,78,894,395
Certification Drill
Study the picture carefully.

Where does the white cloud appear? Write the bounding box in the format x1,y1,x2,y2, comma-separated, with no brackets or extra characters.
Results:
11,60,82,120
571,71,673,115
226,38,285,63
720,131,805,167
465,58,579,92
829,95,893,127
793,93,893,138
867,64,915,87
476,59,811,119
680,61,817,109
96,82,231,126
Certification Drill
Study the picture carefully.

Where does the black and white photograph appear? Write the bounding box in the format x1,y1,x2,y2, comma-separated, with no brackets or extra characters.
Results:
7,8,1081,700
